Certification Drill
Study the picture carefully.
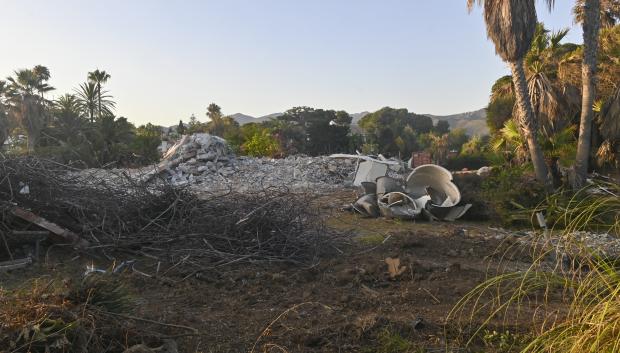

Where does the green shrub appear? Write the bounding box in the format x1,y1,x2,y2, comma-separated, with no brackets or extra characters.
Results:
242,131,280,157
445,154,489,171
481,167,546,226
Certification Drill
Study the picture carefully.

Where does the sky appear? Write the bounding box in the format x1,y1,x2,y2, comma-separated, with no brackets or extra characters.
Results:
0,0,580,126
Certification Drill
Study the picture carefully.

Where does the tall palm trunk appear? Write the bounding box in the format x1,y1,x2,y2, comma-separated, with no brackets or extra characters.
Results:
20,95,45,154
97,82,102,120
574,0,601,187
0,109,8,147
510,60,551,188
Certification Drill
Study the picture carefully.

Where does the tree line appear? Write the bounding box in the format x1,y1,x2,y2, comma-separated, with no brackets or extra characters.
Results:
0,67,163,167
469,0,620,189
1,0,617,190
0,64,472,168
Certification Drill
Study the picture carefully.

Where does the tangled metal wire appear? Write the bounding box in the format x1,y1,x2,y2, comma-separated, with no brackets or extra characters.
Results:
0,156,340,270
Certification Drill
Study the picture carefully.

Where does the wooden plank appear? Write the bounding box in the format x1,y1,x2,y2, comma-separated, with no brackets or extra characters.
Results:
10,207,89,249
0,257,32,271
12,230,49,236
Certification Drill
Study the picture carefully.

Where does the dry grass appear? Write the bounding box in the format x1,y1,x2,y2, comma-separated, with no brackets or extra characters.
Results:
449,180,620,352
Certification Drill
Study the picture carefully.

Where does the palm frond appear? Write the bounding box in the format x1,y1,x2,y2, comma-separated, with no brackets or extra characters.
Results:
483,0,538,62
550,28,570,48
597,86,620,140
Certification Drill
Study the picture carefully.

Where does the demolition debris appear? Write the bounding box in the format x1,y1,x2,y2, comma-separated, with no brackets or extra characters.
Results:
0,157,340,273
346,164,472,221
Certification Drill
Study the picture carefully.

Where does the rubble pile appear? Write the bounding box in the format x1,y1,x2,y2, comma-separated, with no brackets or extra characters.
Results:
156,134,358,190
204,155,357,191
159,133,236,186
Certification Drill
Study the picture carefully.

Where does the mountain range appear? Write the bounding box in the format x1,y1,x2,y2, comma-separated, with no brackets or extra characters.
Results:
423,108,488,136
228,112,283,125
228,108,489,136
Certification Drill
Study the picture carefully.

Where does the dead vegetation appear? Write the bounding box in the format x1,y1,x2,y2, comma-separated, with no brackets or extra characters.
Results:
0,275,188,353
0,157,342,274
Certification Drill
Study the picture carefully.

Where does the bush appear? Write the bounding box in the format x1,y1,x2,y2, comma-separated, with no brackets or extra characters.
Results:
242,131,280,157
445,154,489,171
452,173,492,221
481,167,546,226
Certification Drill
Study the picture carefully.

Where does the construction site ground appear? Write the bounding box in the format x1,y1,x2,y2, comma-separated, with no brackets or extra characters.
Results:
0,189,562,353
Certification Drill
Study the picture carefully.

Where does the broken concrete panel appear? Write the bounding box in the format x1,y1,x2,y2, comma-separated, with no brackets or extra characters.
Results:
377,192,421,219
346,163,471,221
360,181,377,195
442,204,473,222
376,176,404,197
330,154,401,186
406,164,461,207
353,194,380,217
413,195,431,210
354,161,388,186
404,164,472,221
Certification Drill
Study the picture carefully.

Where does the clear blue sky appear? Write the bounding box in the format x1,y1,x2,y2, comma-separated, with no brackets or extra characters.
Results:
1,0,579,126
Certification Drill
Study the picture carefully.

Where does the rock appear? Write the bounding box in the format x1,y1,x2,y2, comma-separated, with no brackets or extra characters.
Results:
476,166,492,177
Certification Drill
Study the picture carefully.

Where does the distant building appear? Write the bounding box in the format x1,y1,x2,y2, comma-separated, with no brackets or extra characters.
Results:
409,151,432,168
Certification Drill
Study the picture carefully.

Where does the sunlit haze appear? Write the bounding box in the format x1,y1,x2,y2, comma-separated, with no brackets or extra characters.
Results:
1,0,580,126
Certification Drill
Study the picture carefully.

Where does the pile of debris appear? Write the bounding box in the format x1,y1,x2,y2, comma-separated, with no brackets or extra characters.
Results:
152,133,236,185
201,155,357,191
149,133,359,190
0,157,340,272
346,164,472,221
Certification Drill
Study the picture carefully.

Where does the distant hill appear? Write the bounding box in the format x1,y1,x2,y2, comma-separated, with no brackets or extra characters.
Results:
350,111,370,124
229,112,282,125
424,108,488,136
229,113,256,125
228,108,488,136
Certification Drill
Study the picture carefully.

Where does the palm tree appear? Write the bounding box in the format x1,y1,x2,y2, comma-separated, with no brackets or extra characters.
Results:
429,133,449,165
527,61,568,136
54,94,81,116
595,87,620,168
6,69,38,96
12,95,46,152
491,119,529,165
52,94,90,146
206,103,227,137
574,0,602,187
0,80,9,146
4,68,53,152
574,0,620,28
75,82,97,122
75,82,115,122
87,69,111,120
31,65,54,99
468,0,552,188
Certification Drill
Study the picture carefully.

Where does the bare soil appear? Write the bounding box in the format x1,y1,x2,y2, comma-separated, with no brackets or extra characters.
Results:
0,190,554,353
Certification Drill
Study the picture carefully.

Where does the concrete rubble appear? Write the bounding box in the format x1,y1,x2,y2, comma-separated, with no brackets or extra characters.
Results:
148,133,358,191
156,133,237,186
349,164,472,221
72,134,470,221
144,135,472,221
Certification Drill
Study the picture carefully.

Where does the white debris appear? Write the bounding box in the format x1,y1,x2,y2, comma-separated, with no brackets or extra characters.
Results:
142,134,359,191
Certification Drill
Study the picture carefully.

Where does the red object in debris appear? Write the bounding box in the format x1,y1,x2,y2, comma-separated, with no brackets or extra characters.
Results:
410,152,432,168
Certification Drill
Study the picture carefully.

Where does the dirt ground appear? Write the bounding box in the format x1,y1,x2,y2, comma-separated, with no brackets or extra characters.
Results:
0,190,553,353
